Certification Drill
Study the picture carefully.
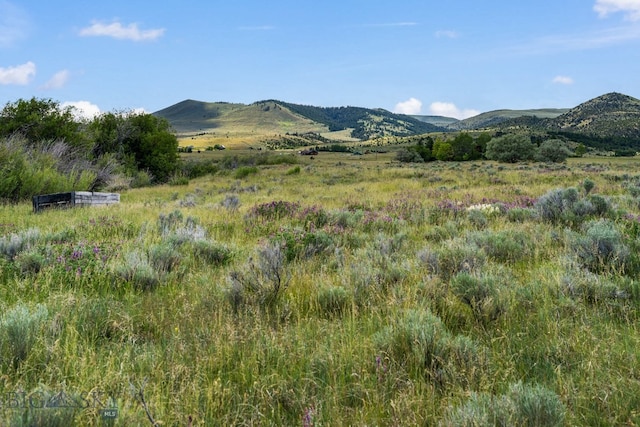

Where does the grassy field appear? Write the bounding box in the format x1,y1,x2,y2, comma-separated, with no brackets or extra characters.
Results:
1,153,640,426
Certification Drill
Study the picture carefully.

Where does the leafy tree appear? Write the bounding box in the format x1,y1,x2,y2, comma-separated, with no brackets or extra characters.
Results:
433,139,454,161
485,134,536,163
396,148,425,163
89,112,179,182
475,132,492,157
0,98,90,151
450,132,476,161
535,139,573,163
574,143,587,157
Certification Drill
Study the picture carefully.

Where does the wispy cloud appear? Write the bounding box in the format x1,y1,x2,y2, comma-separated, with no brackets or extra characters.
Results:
553,75,574,85
0,1,31,47
41,69,70,90
435,30,459,39
394,98,423,115
594,0,640,21
0,61,35,85
429,102,479,120
502,24,640,56
79,20,165,41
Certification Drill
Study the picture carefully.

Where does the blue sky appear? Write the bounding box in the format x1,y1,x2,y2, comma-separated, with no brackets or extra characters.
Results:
2,0,640,119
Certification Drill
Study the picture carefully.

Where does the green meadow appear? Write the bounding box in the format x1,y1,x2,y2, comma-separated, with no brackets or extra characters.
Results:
1,152,640,426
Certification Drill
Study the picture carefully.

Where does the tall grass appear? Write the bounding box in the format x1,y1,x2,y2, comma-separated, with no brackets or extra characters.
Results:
0,156,639,425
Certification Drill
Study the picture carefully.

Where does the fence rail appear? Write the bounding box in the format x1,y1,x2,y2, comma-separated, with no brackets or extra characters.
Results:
32,191,120,213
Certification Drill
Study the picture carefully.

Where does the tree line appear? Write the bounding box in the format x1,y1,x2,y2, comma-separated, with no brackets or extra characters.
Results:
397,132,575,163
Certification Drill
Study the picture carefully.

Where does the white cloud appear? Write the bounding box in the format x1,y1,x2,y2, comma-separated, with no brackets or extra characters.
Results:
594,0,640,21
62,101,101,120
429,102,480,120
79,21,165,41
42,69,70,90
394,97,423,115
435,30,459,39
553,75,574,85
0,1,30,47
0,61,35,85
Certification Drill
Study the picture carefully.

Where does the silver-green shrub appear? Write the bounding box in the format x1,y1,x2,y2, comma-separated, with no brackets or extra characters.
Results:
0,303,48,370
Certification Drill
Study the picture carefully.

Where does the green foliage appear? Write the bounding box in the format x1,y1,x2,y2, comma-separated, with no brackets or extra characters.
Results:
420,238,486,281
89,111,180,183
233,166,258,179
433,140,454,161
535,139,573,163
0,227,41,260
535,187,610,225
443,382,565,427
317,286,350,318
227,241,290,315
485,134,536,163
0,137,99,201
582,178,595,195
450,132,480,161
396,148,425,163
0,98,88,150
148,242,182,273
286,165,301,175
191,239,233,266
374,309,485,387
113,250,160,291
450,272,507,320
467,229,534,263
570,219,631,274
0,303,48,370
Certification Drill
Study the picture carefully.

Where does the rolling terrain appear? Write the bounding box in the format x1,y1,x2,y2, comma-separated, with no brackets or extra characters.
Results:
155,93,640,151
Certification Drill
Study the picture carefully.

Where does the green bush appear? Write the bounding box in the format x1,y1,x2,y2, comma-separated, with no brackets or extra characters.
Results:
467,229,533,264
485,134,536,163
286,165,301,175
443,382,565,427
233,166,259,179
14,249,47,275
227,241,290,314
466,209,488,229
149,242,182,273
450,272,507,320
571,219,631,274
420,238,486,281
191,239,233,266
535,187,609,225
507,207,538,223
535,139,573,163
0,303,48,370
113,250,160,291
0,228,41,260
374,309,484,387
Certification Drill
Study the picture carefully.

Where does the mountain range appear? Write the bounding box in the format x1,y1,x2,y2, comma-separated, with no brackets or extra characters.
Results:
153,92,640,149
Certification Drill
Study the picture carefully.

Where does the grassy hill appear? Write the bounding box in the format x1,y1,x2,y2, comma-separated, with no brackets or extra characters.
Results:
154,99,444,142
448,108,569,130
493,93,640,152
154,93,640,152
548,92,640,139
